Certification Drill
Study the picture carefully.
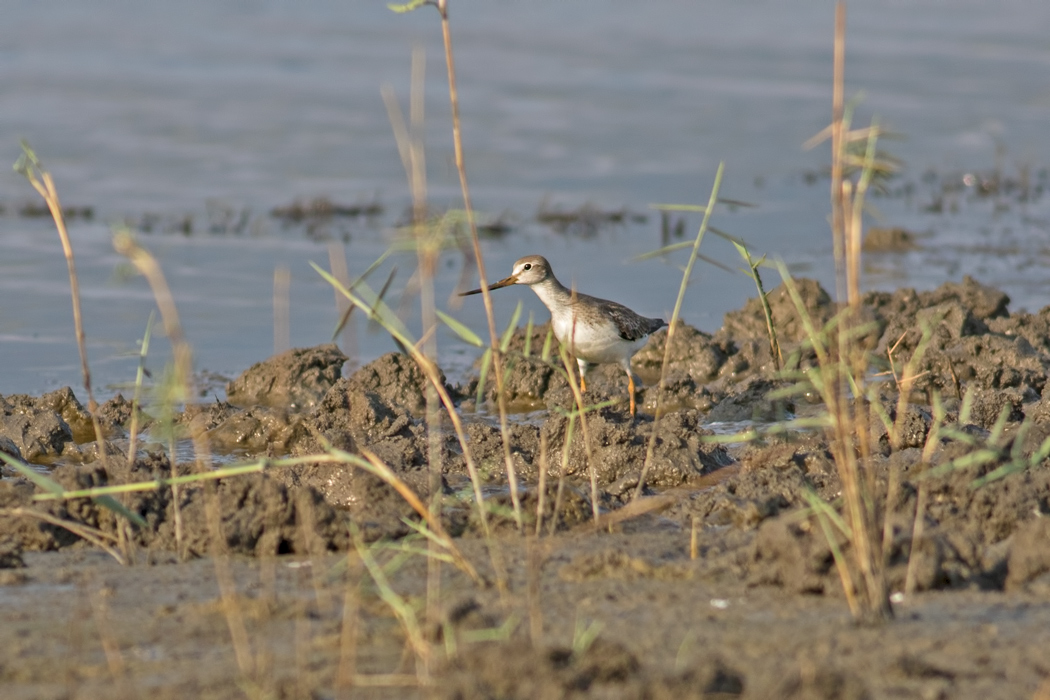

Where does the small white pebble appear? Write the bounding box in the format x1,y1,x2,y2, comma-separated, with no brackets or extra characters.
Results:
890,591,905,604
710,598,730,609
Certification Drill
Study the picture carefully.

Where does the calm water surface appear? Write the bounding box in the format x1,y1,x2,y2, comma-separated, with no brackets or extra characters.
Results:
1,1,1048,397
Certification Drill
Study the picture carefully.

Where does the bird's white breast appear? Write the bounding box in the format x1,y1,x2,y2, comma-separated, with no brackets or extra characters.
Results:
550,306,643,366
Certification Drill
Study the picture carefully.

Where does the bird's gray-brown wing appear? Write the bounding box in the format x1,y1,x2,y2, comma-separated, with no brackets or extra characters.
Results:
578,295,666,342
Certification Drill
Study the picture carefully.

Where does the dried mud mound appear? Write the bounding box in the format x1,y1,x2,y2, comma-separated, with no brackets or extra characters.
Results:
4,275,1050,574
668,423,1050,597
226,343,347,410
0,452,350,557
0,388,128,463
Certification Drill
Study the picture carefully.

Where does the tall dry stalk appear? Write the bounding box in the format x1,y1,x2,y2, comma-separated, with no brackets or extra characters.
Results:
436,0,525,532
557,344,601,525
378,44,514,591
14,144,108,461
383,45,448,635
113,230,260,674
391,0,524,531
804,2,892,621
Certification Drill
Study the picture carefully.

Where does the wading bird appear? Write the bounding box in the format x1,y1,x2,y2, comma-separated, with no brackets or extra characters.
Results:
462,255,666,416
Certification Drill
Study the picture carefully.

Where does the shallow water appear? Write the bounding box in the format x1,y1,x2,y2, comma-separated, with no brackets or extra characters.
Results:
2,0,1049,398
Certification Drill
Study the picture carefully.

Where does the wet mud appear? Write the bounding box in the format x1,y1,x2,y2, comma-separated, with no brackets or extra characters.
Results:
3,276,1050,698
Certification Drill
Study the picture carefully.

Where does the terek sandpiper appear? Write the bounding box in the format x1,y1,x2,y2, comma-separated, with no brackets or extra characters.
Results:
462,255,666,416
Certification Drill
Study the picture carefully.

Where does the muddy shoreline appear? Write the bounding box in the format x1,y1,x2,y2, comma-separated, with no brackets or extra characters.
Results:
3,275,1050,699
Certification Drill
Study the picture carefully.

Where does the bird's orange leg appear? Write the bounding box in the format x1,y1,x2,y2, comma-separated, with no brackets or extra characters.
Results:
580,372,587,393
627,372,637,416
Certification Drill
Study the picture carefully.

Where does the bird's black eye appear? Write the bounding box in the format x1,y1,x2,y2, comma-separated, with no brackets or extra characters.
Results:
523,263,532,270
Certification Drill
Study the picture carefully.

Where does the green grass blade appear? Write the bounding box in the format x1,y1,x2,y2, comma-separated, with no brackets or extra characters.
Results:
436,309,483,348
650,203,709,213
93,495,148,529
387,0,428,12
0,453,149,528
312,261,415,345
633,240,694,261
476,348,492,407
541,326,554,362
524,312,535,358
0,452,64,494
499,301,523,353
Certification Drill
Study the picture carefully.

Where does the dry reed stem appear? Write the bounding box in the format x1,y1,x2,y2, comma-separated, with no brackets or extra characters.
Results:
558,345,600,525
356,448,480,583
15,147,108,462
167,430,183,557
396,47,449,636
114,232,198,554
823,2,891,621
432,0,524,531
591,468,741,533
294,564,312,696
335,570,361,698
526,537,545,647
211,554,255,680
591,492,677,531
295,490,331,614
903,398,947,595
904,480,929,596
879,464,900,578
63,585,90,693
90,585,130,698
535,431,549,536
549,414,572,537
316,265,495,553
830,3,847,305
378,57,510,593
425,537,442,658
351,526,431,683
254,556,277,694
113,231,260,674
345,674,420,687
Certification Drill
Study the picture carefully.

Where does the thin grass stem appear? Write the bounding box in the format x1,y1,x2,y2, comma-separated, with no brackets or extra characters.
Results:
126,312,155,470
635,162,724,500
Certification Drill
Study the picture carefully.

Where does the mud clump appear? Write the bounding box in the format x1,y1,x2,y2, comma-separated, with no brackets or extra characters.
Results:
205,406,302,455
226,343,347,410
0,396,72,463
0,452,350,556
343,350,454,417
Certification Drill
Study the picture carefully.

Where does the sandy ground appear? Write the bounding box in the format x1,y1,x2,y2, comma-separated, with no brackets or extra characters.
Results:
3,275,1050,699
